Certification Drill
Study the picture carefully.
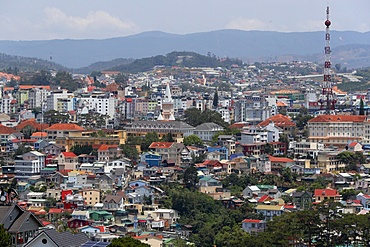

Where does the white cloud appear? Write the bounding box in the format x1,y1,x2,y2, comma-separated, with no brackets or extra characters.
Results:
226,18,268,31
38,7,137,39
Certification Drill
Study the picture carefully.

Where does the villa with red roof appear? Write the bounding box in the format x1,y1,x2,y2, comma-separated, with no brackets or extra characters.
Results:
242,219,266,234
258,114,296,136
149,142,188,166
97,144,120,162
314,189,341,204
30,132,47,140
45,123,85,140
268,155,295,171
58,152,79,170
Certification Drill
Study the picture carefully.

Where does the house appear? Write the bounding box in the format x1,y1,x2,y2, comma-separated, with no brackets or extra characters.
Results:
258,114,296,136
89,211,114,223
141,152,162,167
0,203,43,246
57,152,78,170
78,189,100,207
292,191,312,210
268,155,295,172
243,185,261,198
154,209,179,228
104,159,129,174
98,144,120,162
67,218,90,229
199,176,222,194
193,122,224,142
149,142,188,166
347,142,363,152
30,132,47,141
33,139,49,151
23,228,90,247
314,189,341,203
45,123,85,141
242,219,266,234
42,143,62,156
78,225,105,237
71,210,90,220
255,204,285,221
207,146,228,160
103,195,124,210
356,193,370,210
14,151,46,181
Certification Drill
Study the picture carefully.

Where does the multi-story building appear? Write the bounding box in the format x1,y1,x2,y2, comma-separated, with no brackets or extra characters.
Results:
193,122,224,142
308,115,367,147
79,189,100,207
46,89,74,111
78,92,118,119
126,120,195,142
14,151,46,181
28,86,51,109
234,96,272,124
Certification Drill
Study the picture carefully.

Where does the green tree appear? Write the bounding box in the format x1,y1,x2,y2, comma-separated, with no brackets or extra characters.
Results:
44,110,70,124
0,224,11,247
184,108,228,128
141,132,160,152
213,90,219,108
120,144,139,161
70,145,93,156
183,134,203,146
161,132,174,142
183,165,199,190
52,71,81,92
110,236,150,247
264,143,274,155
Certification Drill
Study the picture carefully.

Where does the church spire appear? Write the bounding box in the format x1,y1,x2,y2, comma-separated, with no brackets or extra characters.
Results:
163,83,172,103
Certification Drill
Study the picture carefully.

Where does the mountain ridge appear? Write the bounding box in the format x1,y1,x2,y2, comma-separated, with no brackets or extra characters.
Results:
0,29,370,68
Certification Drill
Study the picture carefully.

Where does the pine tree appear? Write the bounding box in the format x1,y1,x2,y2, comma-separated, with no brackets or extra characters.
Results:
359,97,365,115
213,90,219,108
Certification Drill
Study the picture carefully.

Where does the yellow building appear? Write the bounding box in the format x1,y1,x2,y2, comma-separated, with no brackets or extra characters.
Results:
79,189,100,206
55,129,127,152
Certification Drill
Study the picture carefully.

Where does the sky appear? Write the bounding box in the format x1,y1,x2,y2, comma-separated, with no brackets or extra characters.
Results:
0,0,369,40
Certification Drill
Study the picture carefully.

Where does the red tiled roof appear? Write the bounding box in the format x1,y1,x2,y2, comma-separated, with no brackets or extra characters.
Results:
62,152,77,158
308,115,366,123
0,124,15,134
98,144,119,151
31,132,47,137
242,219,263,223
149,142,174,149
95,225,105,232
277,101,288,107
268,155,294,163
348,142,359,147
49,208,64,214
229,122,248,129
258,195,272,203
258,114,296,128
314,189,340,197
45,123,85,131
16,118,49,132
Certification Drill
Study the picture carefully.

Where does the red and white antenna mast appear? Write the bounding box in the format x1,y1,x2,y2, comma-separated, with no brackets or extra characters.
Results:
319,4,336,114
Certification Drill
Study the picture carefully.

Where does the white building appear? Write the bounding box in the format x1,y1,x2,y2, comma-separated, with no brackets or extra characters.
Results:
28,87,51,109
78,93,118,119
46,89,74,111
14,151,46,181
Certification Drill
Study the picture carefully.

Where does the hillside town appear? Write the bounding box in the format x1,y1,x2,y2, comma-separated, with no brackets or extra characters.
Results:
0,58,369,247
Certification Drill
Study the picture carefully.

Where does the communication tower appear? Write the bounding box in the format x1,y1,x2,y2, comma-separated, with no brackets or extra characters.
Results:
319,5,336,114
